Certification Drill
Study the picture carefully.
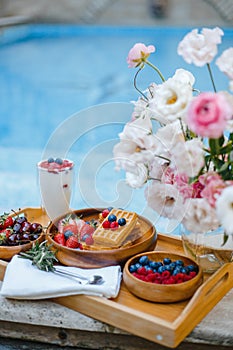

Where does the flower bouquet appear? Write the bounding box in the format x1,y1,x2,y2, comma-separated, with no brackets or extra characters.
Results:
113,27,233,271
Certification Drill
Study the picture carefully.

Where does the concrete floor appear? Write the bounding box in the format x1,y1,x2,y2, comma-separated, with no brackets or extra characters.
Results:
0,0,232,27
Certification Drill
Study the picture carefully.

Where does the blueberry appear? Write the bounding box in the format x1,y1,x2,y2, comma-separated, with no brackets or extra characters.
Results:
55,158,63,165
173,266,182,275
149,261,160,269
48,157,54,163
139,255,149,266
181,267,189,274
165,264,174,272
173,268,180,276
163,257,172,265
129,264,137,273
187,264,198,273
118,218,126,226
169,262,176,270
64,230,74,239
158,265,166,273
107,207,113,212
135,263,142,270
108,214,117,222
175,259,184,266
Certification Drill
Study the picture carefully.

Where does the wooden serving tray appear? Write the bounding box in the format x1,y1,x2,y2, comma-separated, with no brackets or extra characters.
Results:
0,208,233,348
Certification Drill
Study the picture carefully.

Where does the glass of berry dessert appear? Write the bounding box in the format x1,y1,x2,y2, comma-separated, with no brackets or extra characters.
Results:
37,157,75,220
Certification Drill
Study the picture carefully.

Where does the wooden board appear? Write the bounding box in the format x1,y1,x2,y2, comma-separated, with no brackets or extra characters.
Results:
0,208,233,348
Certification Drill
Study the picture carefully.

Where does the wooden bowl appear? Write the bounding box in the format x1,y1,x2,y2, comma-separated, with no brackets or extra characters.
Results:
46,208,157,268
123,251,203,303
0,234,44,260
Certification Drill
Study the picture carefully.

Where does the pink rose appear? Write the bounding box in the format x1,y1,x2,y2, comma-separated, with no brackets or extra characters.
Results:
187,92,232,138
127,43,155,68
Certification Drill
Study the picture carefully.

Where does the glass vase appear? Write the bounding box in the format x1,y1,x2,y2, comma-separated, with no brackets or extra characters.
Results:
181,225,233,273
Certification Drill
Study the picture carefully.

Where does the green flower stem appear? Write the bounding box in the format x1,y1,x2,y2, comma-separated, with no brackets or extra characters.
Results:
134,66,148,100
145,60,166,82
207,63,217,93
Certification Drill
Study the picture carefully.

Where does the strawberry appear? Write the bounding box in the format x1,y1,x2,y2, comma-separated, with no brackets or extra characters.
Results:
63,223,78,235
53,232,65,246
84,235,94,246
80,223,95,239
0,213,14,229
65,235,80,249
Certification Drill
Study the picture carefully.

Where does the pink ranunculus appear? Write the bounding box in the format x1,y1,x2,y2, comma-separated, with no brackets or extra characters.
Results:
187,92,232,138
191,181,205,198
127,43,155,68
199,173,226,207
174,173,193,199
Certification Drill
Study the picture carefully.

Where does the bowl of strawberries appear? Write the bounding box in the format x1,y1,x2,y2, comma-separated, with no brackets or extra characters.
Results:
46,207,157,268
0,209,45,260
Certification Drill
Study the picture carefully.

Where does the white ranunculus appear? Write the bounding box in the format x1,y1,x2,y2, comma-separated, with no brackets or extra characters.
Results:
119,113,156,150
148,76,194,124
131,97,149,119
113,139,153,174
216,47,233,80
216,186,233,235
113,139,139,172
125,164,148,188
177,27,224,67
145,181,185,221
153,120,185,158
230,80,233,92
182,198,219,233
171,138,205,177
172,68,195,86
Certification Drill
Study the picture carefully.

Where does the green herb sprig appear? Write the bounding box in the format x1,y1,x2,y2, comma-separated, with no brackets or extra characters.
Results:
19,241,58,272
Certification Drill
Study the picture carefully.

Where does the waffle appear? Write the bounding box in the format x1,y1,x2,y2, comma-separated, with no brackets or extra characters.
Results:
92,208,138,248
83,222,142,251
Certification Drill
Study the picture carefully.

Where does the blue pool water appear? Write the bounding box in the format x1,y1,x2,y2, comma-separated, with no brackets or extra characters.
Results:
0,25,232,233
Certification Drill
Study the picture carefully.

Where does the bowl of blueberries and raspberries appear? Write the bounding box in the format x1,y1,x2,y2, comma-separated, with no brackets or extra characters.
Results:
0,211,44,260
123,251,203,303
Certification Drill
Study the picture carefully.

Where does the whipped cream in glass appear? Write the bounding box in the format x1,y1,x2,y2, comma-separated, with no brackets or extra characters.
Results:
37,158,74,221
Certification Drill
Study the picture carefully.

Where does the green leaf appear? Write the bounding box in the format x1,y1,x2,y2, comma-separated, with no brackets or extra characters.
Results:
219,142,233,155
221,232,229,246
209,138,222,155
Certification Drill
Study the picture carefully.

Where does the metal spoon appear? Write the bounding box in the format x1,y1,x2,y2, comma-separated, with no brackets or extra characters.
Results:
54,267,104,285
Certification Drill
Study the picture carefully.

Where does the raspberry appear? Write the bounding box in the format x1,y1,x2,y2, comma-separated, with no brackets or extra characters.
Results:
110,221,119,229
102,209,109,218
145,273,156,283
102,220,111,229
161,270,171,279
189,271,197,278
137,266,147,275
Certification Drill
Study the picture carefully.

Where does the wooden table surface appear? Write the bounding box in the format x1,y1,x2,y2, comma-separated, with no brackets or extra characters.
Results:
0,279,233,350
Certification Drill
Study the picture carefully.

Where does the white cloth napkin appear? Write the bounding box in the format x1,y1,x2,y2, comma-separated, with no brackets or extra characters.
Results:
0,255,122,300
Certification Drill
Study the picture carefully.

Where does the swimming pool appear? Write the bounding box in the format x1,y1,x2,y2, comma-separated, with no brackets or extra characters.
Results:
0,24,232,233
